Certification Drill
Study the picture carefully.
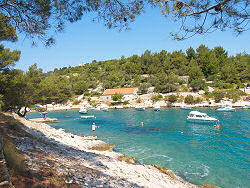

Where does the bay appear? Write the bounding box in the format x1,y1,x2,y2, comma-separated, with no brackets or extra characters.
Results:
27,108,250,188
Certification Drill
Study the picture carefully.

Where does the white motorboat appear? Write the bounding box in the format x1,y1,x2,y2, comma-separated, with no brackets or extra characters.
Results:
102,107,109,111
79,107,87,114
153,105,160,111
216,106,235,112
181,105,192,110
81,115,96,119
186,111,217,123
135,106,145,111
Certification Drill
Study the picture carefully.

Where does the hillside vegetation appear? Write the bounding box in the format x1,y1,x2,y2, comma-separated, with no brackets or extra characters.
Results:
0,45,249,110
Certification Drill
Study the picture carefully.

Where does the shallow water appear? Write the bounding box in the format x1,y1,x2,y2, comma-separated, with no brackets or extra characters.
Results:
28,108,250,188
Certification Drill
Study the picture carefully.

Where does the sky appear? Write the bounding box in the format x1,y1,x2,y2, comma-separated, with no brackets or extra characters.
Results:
3,6,250,72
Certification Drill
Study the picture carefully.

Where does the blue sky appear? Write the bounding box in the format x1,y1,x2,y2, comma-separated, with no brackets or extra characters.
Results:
4,6,250,72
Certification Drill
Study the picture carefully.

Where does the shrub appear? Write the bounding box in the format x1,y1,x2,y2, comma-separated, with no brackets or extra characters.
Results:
189,79,206,91
136,98,141,103
92,92,101,96
237,83,245,89
180,85,189,92
184,95,195,104
226,89,246,102
112,94,123,101
72,99,80,105
88,97,91,102
177,96,184,102
214,81,233,89
123,100,129,105
223,83,234,89
151,95,163,102
138,83,151,95
213,91,225,103
167,95,178,103
194,97,203,104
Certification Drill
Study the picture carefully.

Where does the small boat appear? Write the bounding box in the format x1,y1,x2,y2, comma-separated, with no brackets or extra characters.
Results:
181,105,192,110
79,107,87,114
135,107,145,111
186,111,217,123
81,115,96,119
153,105,160,111
216,106,235,112
102,107,109,111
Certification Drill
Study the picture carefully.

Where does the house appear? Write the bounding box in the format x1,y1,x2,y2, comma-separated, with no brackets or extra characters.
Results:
101,88,138,101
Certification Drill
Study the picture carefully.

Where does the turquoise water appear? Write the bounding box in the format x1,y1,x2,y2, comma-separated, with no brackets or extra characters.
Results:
27,108,250,188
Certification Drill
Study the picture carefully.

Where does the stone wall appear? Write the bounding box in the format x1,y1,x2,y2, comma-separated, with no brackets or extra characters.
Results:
0,137,12,187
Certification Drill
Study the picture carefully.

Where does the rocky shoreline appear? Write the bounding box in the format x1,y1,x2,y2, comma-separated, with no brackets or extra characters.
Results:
0,112,219,187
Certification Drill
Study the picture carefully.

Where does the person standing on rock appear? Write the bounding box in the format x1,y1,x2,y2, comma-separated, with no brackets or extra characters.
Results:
92,123,99,137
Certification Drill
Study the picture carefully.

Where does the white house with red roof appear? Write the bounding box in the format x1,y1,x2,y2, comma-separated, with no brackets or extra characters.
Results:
101,88,138,101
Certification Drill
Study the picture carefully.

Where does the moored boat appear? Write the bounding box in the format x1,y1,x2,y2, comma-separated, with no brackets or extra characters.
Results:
79,107,87,114
153,105,160,111
216,106,235,112
135,106,145,111
186,111,217,123
80,115,96,119
181,105,192,110
102,107,109,111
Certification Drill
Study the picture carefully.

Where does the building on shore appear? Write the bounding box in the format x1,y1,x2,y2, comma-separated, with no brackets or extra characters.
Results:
100,88,138,101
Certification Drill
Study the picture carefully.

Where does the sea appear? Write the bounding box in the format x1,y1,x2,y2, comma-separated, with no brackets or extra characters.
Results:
27,108,250,188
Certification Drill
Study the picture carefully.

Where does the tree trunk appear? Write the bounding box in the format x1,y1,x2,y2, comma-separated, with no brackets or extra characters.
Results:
17,107,28,117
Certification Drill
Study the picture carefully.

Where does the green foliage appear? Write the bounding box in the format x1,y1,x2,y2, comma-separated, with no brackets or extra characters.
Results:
213,91,225,103
179,85,189,92
0,14,20,72
88,97,91,103
0,1,144,46
188,59,205,91
189,79,206,91
194,97,203,104
72,100,80,105
151,95,163,102
213,80,234,89
123,100,129,105
225,89,246,102
184,95,194,104
154,72,180,93
138,83,150,95
166,95,178,103
112,94,123,101
0,45,249,110
136,98,141,103
0,45,21,71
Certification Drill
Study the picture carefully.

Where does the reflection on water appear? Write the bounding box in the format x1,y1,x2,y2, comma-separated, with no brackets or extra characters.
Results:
27,108,250,188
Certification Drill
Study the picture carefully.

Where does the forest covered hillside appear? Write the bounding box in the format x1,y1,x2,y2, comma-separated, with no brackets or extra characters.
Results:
0,45,249,110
